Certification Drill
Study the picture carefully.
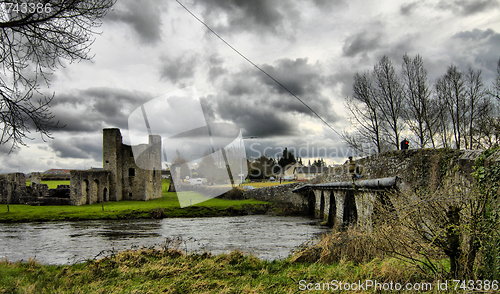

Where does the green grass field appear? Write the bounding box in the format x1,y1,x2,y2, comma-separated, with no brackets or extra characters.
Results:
26,180,70,189
1,179,270,223
242,181,297,188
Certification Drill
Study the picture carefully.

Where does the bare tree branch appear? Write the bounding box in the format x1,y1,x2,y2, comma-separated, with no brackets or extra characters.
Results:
0,0,116,150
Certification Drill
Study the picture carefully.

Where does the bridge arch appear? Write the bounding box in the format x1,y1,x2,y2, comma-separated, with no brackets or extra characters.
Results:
93,179,100,203
307,190,315,217
103,187,108,202
342,190,358,229
82,179,89,204
328,191,336,227
293,177,399,230
319,191,325,220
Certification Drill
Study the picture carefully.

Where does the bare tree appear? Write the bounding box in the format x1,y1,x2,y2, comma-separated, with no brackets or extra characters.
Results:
436,65,467,149
493,58,500,102
373,55,404,150
463,68,489,149
374,174,499,279
343,72,383,154
401,53,438,148
0,0,115,150
434,98,452,148
474,113,500,148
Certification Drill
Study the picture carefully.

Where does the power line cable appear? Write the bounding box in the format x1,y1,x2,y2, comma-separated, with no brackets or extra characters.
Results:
176,0,341,138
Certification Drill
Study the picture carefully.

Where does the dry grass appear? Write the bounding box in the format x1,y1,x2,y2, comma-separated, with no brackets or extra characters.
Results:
291,227,388,265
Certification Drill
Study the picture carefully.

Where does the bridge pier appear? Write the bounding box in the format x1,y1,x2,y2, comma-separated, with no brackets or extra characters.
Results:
327,191,336,227
293,177,399,230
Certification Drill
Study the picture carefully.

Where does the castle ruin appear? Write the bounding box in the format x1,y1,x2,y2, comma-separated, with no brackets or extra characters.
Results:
0,128,162,206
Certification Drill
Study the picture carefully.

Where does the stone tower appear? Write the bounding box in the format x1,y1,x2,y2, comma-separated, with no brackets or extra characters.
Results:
103,128,124,201
102,128,162,201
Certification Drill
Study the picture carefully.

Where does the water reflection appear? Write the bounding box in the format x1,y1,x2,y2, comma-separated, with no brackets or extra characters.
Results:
0,215,327,265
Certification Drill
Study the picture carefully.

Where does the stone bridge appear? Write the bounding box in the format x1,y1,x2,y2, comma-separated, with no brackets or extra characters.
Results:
244,149,498,229
291,177,399,230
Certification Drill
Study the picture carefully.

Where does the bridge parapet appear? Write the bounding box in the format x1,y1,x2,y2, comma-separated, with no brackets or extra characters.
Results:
319,149,486,192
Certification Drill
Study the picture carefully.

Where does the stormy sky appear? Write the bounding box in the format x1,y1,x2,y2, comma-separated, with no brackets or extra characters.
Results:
1,0,500,173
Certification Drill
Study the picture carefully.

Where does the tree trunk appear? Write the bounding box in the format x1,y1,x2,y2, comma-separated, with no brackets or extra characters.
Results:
446,206,462,278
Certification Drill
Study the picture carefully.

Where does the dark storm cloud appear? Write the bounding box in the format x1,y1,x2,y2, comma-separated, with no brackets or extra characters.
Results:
312,0,348,10
50,135,102,159
453,28,498,41
196,0,297,36
207,54,228,82
400,1,419,15
216,93,297,137
50,88,154,134
0,143,19,155
106,0,164,44
206,74,299,138
437,0,499,15
204,57,341,138
196,0,349,36
342,31,382,57
230,58,338,122
159,54,198,85
452,28,500,73
259,58,322,96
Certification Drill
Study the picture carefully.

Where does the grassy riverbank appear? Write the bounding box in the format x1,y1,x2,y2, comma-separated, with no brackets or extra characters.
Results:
0,247,445,294
0,180,271,223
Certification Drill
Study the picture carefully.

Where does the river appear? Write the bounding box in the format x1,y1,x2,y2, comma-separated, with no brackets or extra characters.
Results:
0,215,328,265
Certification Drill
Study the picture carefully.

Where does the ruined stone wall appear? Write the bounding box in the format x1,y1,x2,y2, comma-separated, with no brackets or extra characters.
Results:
0,173,71,205
70,170,111,206
102,129,162,202
31,172,42,184
120,135,161,201
103,128,123,201
0,173,27,204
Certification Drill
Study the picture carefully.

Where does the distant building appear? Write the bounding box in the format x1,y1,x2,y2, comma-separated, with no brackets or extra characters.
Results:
282,162,303,179
295,166,329,181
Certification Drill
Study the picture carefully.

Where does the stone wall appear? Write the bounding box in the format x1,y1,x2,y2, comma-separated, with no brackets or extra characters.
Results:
0,173,72,205
31,172,42,184
70,170,111,206
320,149,483,192
243,182,309,212
0,173,27,204
102,128,162,202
